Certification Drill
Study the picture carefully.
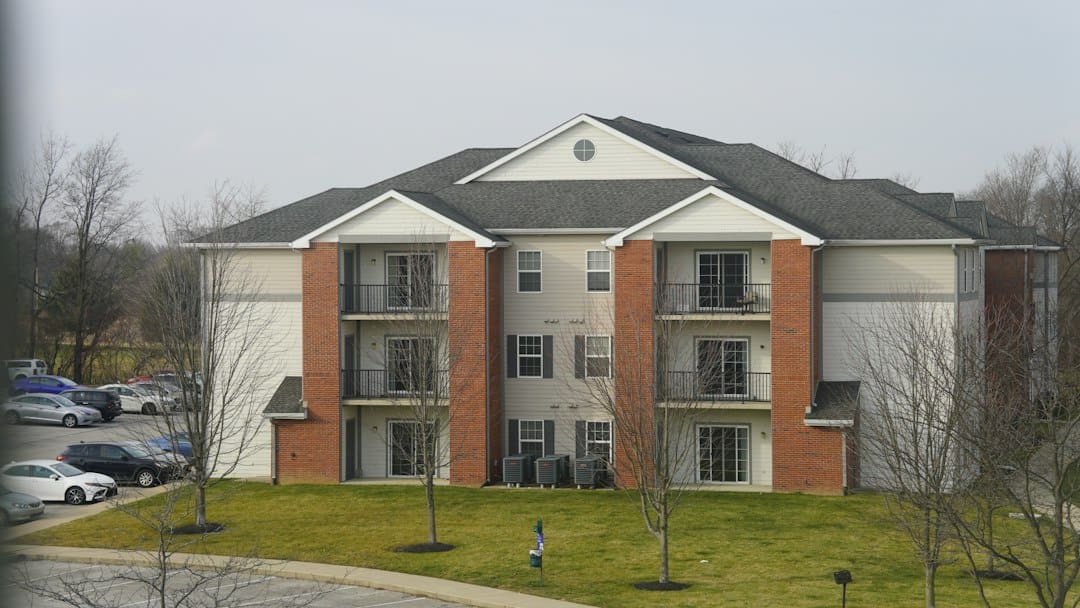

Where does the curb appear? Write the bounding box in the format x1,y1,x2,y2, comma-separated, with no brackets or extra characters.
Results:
7,545,596,608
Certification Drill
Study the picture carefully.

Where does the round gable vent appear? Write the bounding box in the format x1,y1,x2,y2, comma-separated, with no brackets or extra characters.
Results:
573,139,596,162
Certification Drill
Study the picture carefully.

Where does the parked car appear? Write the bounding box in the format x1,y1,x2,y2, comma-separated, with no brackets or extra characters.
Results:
5,359,48,381
58,441,186,488
9,374,78,396
2,393,102,427
0,485,45,525
145,432,194,459
98,383,175,415
59,389,123,422
130,381,182,408
0,460,117,505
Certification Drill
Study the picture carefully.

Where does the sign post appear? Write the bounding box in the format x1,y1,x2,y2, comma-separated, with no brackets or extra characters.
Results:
530,517,544,586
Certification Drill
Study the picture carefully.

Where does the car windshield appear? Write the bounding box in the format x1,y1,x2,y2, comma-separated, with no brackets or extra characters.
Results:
52,395,77,407
124,444,153,458
52,463,83,477
129,385,151,396
59,377,76,386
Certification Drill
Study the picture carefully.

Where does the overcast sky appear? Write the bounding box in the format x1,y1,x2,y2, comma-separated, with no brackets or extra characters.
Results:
7,0,1079,222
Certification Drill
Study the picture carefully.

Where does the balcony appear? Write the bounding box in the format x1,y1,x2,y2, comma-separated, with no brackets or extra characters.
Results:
656,283,771,317
658,371,771,407
341,369,449,402
340,284,448,318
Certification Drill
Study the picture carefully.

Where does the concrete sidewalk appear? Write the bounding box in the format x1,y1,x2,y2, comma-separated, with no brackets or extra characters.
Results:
6,544,595,608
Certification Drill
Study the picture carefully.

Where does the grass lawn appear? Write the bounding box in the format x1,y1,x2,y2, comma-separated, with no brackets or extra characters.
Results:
13,482,1040,607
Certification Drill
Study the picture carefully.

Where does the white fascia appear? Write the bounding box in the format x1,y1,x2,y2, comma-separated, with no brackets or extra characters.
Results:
184,242,293,249
288,190,501,249
454,114,715,185
982,245,1062,251
603,186,823,247
492,228,624,235
804,419,855,428
263,412,307,420
828,239,978,246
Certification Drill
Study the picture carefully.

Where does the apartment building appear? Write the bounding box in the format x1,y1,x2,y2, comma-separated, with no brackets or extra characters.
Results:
201,114,1057,494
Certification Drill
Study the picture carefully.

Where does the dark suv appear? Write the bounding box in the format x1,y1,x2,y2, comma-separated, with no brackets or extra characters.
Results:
60,389,122,422
58,441,186,488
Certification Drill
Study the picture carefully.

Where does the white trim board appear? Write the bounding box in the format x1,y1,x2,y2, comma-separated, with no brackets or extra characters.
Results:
454,114,715,184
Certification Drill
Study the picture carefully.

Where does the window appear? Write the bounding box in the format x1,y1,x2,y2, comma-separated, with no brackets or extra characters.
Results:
585,420,612,463
387,252,435,309
698,425,749,483
519,420,545,459
585,336,611,378
573,139,596,162
517,251,542,292
697,251,748,309
586,250,611,292
518,335,543,378
697,338,748,397
387,337,437,393
388,420,436,477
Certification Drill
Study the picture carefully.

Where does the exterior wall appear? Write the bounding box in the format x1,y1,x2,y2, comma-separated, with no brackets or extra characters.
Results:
342,244,450,285
771,240,845,494
312,198,472,243
277,243,341,483
356,405,450,479
502,236,616,438
661,241,772,285
210,249,304,480
479,122,696,181
625,194,797,241
661,322,771,376
613,240,655,487
447,242,497,485
669,410,773,486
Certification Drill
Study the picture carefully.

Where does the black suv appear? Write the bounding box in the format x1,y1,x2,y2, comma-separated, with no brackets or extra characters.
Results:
60,389,123,422
59,441,186,488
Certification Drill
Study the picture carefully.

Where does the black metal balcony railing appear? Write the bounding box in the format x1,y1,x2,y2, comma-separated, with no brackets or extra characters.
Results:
341,369,449,399
656,283,771,314
658,371,771,403
340,284,448,314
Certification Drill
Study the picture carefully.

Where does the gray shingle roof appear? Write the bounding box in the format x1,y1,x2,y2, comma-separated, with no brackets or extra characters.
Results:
200,115,1052,246
263,376,303,417
808,381,860,423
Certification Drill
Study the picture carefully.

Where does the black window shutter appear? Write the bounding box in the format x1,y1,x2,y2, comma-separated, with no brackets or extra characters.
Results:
574,335,585,378
506,335,517,378
508,419,519,455
575,420,586,457
542,335,554,378
543,419,555,456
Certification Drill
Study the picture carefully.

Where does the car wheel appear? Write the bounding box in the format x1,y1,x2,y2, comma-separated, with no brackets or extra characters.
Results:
135,469,157,488
4,411,18,425
65,487,86,505
103,415,114,422
14,374,26,381
141,402,157,415
62,414,78,428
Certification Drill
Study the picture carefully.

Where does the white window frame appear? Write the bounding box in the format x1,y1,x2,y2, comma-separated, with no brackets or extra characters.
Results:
585,420,613,464
517,250,542,293
519,419,545,458
696,423,750,484
386,419,437,478
586,250,612,293
517,335,543,378
386,251,436,310
386,336,437,394
695,337,749,398
585,335,612,378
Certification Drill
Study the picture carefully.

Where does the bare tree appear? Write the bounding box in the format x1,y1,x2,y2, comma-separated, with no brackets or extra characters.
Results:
835,151,858,179
847,292,975,608
974,147,1047,228
140,182,279,529
11,132,70,357
60,136,138,382
891,171,922,190
565,291,735,588
773,140,858,178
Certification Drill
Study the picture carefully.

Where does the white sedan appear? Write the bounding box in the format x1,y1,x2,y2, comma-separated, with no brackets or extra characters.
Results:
99,383,174,415
0,460,117,505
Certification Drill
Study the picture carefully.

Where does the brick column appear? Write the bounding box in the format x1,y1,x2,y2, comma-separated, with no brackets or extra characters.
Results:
277,242,340,483
771,240,845,494
613,240,654,488
448,242,499,485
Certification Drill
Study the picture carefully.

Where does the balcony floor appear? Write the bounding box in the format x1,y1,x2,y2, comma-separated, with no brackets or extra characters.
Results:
656,313,770,322
659,400,771,410
341,312,448,321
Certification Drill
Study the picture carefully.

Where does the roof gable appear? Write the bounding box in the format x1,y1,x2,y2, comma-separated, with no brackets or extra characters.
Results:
456,114,713,184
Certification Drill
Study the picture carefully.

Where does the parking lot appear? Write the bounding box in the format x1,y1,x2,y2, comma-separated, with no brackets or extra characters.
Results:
1,412,180,528
5,560,467,607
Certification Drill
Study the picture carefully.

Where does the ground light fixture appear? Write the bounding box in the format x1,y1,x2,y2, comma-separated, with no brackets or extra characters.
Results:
833,570,852,607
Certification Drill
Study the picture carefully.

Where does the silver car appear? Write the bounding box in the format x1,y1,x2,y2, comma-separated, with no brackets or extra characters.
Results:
2,393,103,427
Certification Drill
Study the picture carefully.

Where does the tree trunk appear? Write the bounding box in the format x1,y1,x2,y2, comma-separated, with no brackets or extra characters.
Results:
425,473,437,545
195,484,207,527
658,508,669,584
925,562,937,608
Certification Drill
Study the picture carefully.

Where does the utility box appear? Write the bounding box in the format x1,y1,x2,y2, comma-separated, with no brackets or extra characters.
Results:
536,454,570,488
503,454,535,487
575,455,605,488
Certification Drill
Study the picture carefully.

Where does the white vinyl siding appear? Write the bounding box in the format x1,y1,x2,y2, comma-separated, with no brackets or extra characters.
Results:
312,197,472,243
625,192,798,241
227,249,302,295
479,122,696,181
823,246,955,295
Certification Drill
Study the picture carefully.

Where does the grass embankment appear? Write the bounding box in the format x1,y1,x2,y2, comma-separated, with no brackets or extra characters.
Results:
15,483,1037,607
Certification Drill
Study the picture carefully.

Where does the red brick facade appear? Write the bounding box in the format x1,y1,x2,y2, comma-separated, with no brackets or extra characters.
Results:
448,242,502,485
277,242,341,483
771,240,846,494
613,240,655,488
